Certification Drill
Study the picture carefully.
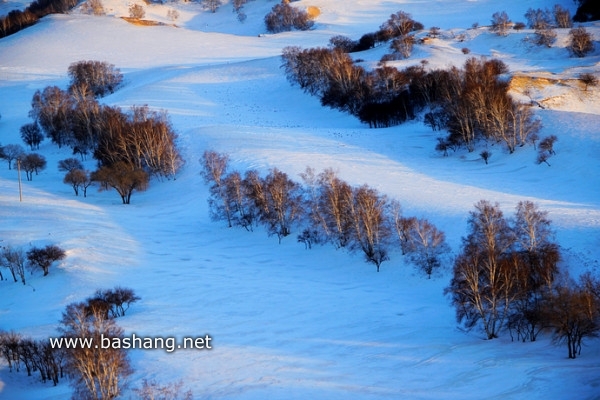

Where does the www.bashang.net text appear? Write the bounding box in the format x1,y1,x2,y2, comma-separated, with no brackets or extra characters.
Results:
49,334,212,353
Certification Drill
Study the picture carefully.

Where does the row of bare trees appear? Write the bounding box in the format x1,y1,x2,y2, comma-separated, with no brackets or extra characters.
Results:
201,150,450,274
0,145,48,180
0,331,65,386
445,200,600,358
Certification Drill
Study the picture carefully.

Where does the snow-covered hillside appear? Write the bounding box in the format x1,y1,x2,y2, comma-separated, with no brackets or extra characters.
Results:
0,0,599,398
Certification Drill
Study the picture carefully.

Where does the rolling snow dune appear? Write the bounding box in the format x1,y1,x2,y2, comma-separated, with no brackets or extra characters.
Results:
0,0,599,398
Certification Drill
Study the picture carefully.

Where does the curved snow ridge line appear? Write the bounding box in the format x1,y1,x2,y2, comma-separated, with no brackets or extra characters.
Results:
194,126,600,229
0,177,142,269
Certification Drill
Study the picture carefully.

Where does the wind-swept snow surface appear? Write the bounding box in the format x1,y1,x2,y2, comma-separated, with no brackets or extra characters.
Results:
0,0,599,398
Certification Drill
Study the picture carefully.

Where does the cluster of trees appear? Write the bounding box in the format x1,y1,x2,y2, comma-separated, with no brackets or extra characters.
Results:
282,45,422,127
422,58,542,155
0,144,48,181
58,288,138,399
491,6,595,57
0,244,66,284
1,287,140,399
0,330,65,386
264,0,314,33
0,0,78,38
23,60,182,203
283,46,544,155
201,150,449,275
446,200,600,358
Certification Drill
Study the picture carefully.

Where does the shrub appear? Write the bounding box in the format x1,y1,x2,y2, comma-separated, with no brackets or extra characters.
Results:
568,26,595,57
129,3,145,19
491,11,511,36
68,60,123,98
26,245,66,276
513,21,526,31
265,1,313,33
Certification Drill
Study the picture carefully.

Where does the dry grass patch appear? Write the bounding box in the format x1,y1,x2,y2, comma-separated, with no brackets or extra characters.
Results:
306,6,320,20
121,17,176,27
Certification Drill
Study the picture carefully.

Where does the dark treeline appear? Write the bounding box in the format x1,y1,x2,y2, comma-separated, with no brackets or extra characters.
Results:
574,0,600,22
0,0,78,38
281,9,546,155
282,46,542,154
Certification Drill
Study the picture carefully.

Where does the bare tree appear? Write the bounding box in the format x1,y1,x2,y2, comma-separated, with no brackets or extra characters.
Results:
203,0,222,13
0,144,25,169
349,185,391,272
553,5,572,29
533,27,557,47
329,35,356,52
224,170,255,231
379,10,420,41
81,0,105,16
134,379,193,400
58,157,84,173
480,150,492,165
391,34,416,59
68,61,123,98
316,168,354,248
568,26,595,57
508,201,559,342
89,287,140,318
21,153,46,181
64,169,92,197
95,106,181,178
20,122,44,150
59,300,132,399
525,8,552,30
0,330,23,372
265,1,313,33
29,86,74,148
490,11,511,36
261,168,304,243
26,244,66,276
536,135,557,166
91,162,149,204
545,277,600,358
129,4,145,19
1,246,27,284
446,200,517,339
200,150,233,227
406,218,450,278
509,102,541,149
579,72,598,91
